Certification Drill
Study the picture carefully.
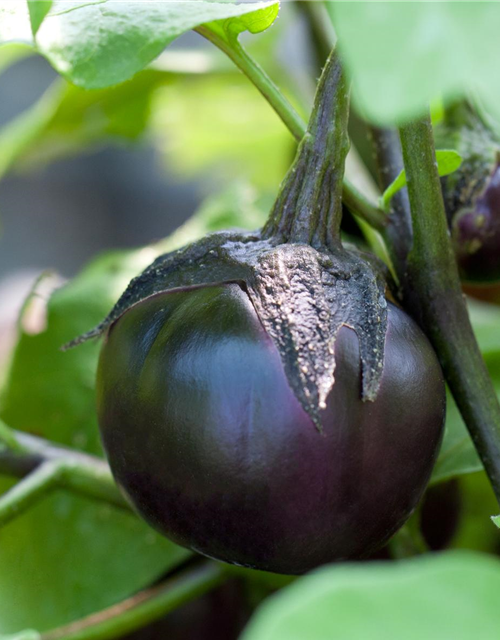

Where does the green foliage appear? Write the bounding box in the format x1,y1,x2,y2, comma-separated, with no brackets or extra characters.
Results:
27,0,52,36
33,0,278,88
0,69,172,178
242,552,500,640
0,257,189,633
432,300,500,485
330,2,500,125
381,149,462,211
0,632,40,640
150,72,293,189
0,182,264,633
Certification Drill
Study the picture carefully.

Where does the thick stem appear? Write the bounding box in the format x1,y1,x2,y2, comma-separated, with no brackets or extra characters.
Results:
41,563,225,640
262,49,349,250
369,126,413,284
0,430,129,513
399,114,500,505
196,27,385,232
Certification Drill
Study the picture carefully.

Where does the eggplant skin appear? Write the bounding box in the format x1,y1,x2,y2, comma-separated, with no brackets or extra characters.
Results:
96,283,445,575
453,164,500,284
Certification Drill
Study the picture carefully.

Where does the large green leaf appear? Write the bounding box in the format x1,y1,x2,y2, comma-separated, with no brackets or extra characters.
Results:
0,184,262,633
330,2,500,125
242,552,500,640
35,0,279,88
431,300,500,485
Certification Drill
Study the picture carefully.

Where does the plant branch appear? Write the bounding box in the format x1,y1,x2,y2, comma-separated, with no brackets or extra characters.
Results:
0,418,25,453
368,126,413,284
342,178,386,231
41,562,226,640
399,113,500,505
0,430,129,518
196,26,306,140
196,27,386,231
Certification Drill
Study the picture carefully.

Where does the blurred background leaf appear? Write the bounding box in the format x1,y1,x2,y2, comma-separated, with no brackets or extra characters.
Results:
432,299,500,485
150,72,293,190
330,2,500,126
242,552,500,640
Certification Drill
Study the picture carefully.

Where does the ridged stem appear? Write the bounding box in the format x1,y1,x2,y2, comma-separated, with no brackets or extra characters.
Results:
369,126,413,285
262,49,349,250
399,114,500,506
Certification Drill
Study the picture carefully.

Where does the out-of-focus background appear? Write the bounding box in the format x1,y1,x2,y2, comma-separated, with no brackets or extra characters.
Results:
0,8,317,367
2,3,500,638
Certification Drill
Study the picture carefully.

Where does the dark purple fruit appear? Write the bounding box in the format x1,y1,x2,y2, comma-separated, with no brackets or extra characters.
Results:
452,164,500,283
96,283,445,575
434,103,500,284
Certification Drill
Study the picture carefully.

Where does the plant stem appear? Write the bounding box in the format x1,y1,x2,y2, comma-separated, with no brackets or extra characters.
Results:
0,418,25,453
399,114,500,505
369,126,413,284
342,178,386,231
262,48,349,249
196,26,306,140
0,430,129,516
196,27,386,231
41,563,226,640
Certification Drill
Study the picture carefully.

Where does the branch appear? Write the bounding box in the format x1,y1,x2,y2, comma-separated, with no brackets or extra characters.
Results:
41,562,226,640
0,418,25,453
0,430,129,520
399,114,500,506
195,27,387,232
368,126,413,284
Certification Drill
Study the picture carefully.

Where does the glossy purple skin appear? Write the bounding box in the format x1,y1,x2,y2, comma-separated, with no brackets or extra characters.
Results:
453,164,500,283
96,284,445,575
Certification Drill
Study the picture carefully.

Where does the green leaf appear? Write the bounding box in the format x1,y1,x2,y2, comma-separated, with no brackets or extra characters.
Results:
0,259,189,634
330,2,500,125
0,183,262,632
242,552,500,640
27,0,52,36
381,149,462,211
0,632,40,640
431,300,500,485
35,0,279,89
491,515,500,529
